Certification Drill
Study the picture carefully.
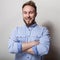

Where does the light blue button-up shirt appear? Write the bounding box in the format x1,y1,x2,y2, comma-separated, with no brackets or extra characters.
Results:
8,23,50,60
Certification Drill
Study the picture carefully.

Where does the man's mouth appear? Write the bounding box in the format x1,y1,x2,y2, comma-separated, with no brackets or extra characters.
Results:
26,18,31,20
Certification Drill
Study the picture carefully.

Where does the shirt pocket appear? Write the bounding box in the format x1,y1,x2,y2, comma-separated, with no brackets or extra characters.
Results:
17,35,27,42
30,35,41,41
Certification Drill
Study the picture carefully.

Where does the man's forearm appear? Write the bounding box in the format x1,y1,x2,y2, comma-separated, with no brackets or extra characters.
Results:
24,48,34,54
22,41,39,51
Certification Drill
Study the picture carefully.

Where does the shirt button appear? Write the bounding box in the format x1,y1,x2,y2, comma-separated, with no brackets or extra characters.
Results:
27,56,29,58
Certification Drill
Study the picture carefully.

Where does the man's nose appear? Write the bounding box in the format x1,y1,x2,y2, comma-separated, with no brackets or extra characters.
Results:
27,13,30,17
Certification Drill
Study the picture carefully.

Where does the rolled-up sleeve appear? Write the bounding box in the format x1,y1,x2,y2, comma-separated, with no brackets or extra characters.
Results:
8,27,22,54
32,27,50,56
37,27,50,56
32,46,38,55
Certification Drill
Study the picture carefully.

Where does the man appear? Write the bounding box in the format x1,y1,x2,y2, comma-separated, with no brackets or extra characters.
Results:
8,1,50,60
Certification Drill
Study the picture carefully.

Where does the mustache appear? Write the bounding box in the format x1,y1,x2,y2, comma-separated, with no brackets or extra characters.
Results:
26,17,32,20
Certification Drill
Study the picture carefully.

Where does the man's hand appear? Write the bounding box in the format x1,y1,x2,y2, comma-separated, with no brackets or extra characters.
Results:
22,40,40,51
24,48,34,54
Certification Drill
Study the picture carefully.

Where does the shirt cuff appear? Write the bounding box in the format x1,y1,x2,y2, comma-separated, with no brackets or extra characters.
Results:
18,42,22,53
32,46,38,55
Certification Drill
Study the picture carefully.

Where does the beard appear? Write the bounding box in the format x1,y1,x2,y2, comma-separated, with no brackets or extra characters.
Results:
23,19,36,27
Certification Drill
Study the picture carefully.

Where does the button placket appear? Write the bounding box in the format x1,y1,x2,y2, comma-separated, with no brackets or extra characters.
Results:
26,55,32,60
26,28,31,42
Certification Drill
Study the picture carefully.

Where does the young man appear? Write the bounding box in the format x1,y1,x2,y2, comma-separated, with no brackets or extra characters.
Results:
8,1,50,60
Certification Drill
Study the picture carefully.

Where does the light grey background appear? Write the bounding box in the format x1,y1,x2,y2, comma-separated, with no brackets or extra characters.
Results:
0,0,60,60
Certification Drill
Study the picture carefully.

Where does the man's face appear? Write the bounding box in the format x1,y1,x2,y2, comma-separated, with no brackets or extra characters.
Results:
22,5,37,27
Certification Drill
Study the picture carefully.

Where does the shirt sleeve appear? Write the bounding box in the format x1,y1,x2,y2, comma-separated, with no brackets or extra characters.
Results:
37,27,50,56
32,46,38,55
32,27,50,56
8,27,22,54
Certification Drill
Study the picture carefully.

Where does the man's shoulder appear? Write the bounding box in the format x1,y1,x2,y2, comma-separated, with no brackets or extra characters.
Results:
16,25,26,31
16,25,25,29
36,25,48,31
36,25,46,29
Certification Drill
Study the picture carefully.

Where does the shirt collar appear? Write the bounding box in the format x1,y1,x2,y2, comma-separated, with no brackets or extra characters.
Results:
25,22,37,31
30,23,37,28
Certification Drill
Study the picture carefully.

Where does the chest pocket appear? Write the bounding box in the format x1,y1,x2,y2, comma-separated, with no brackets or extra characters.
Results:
17,35,27,42
29,35,41,42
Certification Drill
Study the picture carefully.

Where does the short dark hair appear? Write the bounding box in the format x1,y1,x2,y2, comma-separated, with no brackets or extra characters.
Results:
22,1,37,12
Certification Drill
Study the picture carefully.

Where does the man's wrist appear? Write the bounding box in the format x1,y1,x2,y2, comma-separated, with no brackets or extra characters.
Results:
32,46,38,55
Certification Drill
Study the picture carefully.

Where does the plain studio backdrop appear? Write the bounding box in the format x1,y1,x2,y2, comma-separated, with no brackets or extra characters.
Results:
0,0,60,60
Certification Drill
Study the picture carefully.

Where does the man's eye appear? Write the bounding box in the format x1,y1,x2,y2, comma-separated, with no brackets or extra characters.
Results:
30,11,34,14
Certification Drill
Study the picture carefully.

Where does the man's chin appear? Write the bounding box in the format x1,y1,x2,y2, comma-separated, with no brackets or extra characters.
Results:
25,23,31,27
23,19,35,27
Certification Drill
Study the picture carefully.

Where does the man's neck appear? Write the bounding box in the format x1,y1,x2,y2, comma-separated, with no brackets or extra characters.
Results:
26,21,36,27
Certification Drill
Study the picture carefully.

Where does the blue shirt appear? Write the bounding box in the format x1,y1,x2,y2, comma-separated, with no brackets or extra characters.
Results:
8,23,50,60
